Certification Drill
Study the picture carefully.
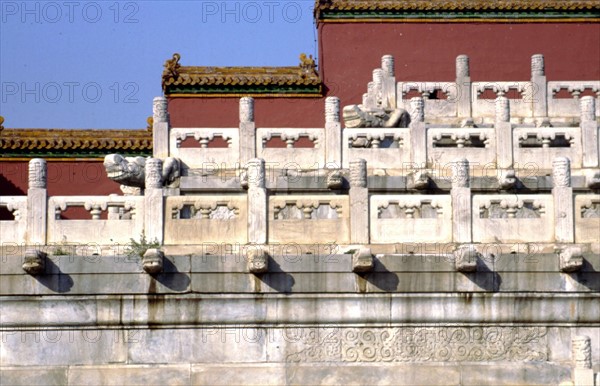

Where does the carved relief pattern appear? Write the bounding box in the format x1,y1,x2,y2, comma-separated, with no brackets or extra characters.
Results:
261,132,320,149
349,159,367,188
432,132,490,148
377,200,443,219
456,55,470,78
325,96,340,123
381,55,394,78
145,158,163,189
572,336,592,369
286,327,548,363
171,202,239,220
495,97,510,123
409,97,424,123
580,199,600,218
531,54,545,77
28,158,47,189
273,201,342,220
240,97,254,123
452,159,469,188
517,132,575,148
153,97,168,122
580,96,596,122
175,132,233,148
348,133,404,149
479,199,545,219
552,157,571,187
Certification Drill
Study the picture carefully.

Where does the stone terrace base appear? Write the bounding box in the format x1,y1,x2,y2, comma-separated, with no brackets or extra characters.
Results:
1,325,598,385
0,363,575,386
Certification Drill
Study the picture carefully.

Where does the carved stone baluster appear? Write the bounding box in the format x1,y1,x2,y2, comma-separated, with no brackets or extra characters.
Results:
530,54,547,119
456,55,472,119
152,96,169,159
325,96,342,167
239,97,256,164
410,97,427,167
580,96,599,167
553,157,574,243
144,158,164,244
247,158,267,244
27,158,47,244
495,96,513,168
572,335,594,386
452,159,472,243
349,159,369,244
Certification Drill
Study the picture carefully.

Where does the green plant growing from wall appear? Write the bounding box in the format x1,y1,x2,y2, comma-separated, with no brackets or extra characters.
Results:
126,230,160,258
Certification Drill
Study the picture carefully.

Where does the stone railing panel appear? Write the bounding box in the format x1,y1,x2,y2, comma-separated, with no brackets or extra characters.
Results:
472,82,533,119
342,128,410,169
164,195,247,244
427,127,496,167
170,128,240,169
0,196,27,243
548,82,600,118
513,127,582,169
397,82,459,119
370,194,452,243
47,196,145,244
574,194,600,243
256,128,325,169
472,194,554,243
268,195,349,243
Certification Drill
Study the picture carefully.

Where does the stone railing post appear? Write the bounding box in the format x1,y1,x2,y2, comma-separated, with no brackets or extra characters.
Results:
409,97,427,168
239,97,256,165
530,54,548,119
246,158,267,244
349,159,369,244
580,96,599,167
495,96,513,168
27,158,47,245
325,96,341,167
572,335,594,386
144,158,164,244
152,96,169,159
381,55,397,110
456,55,472,119
552,157,574,243
451,159,472,243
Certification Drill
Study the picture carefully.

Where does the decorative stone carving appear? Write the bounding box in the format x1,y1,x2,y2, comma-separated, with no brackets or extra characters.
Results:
586,170,600,189
104,154,180,189
408,171,431,190
409,97,424,123
531,54,545,77
245,158,265,189
456,55,470,78
239,97,254,123
580,95,596,122
552,157,571,188
381,55,394,78
22,249,46,275
498,169,517,190
326,170,343,190
495,96,510,123
349,159,367,188
286,327,548,363
572,335,592,369
145,158,163,189
325,96,340,123
28,158,47,189
352,247,374,273
247,248,268,274
342,105,409,128
558,245,584,273
452,158,470,188
153,97,168,122
454,244,479,272
142,248,163,274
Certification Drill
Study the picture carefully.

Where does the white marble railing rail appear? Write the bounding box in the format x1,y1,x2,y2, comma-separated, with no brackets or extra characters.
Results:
548,81,600,118
170,128,240,169
47,195,145,244
342,128,410,169
0,196,27,243
164,195,248,244
513,126,582,169
472,194,554,243
268,195,350,244
574,194,600,244
256,128,326,170
427,128,496,166
370,195,452,243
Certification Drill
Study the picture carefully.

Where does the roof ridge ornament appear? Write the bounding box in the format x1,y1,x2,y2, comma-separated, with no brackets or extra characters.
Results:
299,53,317,75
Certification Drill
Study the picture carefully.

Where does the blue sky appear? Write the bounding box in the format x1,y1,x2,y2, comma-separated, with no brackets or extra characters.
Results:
0,1,317,129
